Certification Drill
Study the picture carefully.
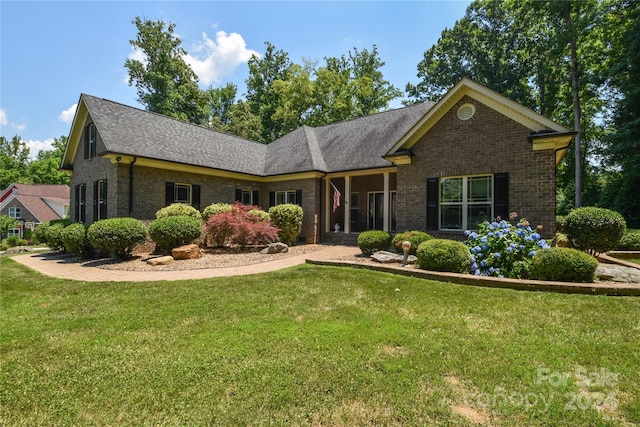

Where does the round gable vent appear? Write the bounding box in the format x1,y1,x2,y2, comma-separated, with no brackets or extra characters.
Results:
457,103,476,121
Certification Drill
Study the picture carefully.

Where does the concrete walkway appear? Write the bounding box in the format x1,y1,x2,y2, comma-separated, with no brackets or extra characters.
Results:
10,245,360,282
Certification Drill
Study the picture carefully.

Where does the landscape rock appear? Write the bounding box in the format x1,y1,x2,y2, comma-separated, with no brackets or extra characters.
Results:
371,251,417,264
596,264,640,283
4,246,29,254
261,242,289,254
147,255,174,266
172,244,201,260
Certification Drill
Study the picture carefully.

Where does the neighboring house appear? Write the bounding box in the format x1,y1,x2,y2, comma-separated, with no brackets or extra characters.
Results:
0,183,70,238
61,78,575,244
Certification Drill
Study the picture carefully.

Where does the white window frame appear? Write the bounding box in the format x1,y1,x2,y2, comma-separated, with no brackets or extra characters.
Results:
275,190,297,205
8,228,20,237
440,174,493,231
8,207,21,218
240,189,253,205
174,183,192,204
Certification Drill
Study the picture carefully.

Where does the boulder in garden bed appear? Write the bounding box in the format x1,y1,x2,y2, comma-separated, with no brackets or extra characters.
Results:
172,244,201,260
147,255,174,266
261,242,289,254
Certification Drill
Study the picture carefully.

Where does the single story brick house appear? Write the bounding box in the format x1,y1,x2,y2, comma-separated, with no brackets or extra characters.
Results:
0,183,70,238
61,78,574,244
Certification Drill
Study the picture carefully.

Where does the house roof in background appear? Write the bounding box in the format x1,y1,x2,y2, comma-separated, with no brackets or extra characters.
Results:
0,184,70,223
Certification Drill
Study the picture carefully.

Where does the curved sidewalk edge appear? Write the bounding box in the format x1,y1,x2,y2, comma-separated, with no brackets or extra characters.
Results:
305,259,640,296
9,246,360,283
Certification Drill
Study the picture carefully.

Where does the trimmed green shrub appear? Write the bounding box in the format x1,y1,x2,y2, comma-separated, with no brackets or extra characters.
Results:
556,215,566,233
249,209,271,222
5,236,21,247
34,222,50,244
149,215,203,253
268,203,304,245
202,203,232,222
392,231,433,255
616,230,640,251
564,207,626,255
44,222,70,251
416,239,471,273
87,218,147,259
555,232,569,248
61,223,94,258
358,230,392,256
0,241,7,251
155,203,202,220
532,247,598,283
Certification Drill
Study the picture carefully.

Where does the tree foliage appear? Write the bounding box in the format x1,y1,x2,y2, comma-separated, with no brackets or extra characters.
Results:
124,17,209,125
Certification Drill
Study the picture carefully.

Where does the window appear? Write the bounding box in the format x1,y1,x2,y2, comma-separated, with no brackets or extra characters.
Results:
165,182,201,209
440,175,492,230
84,123,96,159
235,189,258,205
276,190,297,205
7,228,20,237
94,179,107,221
75,184,86,223
8,207,21,218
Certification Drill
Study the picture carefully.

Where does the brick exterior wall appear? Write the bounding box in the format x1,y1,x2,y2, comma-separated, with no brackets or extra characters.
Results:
396,96,557,239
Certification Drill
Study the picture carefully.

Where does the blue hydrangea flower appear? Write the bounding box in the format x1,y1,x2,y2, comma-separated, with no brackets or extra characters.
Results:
494,252,501,258
480,261,487,267
537,240,547,248
530,233,540,240
529,250,537,257
480,237,488,243
464,230,471,236
506,246,514,253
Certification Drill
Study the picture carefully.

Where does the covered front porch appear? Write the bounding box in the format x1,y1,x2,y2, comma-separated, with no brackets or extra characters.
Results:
323,169,397,244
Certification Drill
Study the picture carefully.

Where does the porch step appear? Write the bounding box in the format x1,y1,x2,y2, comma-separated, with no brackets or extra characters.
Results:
323,232,360,246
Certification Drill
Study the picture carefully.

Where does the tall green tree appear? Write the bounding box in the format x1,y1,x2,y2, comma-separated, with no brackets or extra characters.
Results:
28,136,70,185
604,0,640,226
124,17,209,125
0,135,31,188
206,83,239,132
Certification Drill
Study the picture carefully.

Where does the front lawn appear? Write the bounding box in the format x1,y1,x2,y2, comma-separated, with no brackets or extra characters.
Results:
1,256,639,426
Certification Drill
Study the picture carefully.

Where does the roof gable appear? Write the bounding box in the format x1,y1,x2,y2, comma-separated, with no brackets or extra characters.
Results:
387,77,572,157
0,184,69,223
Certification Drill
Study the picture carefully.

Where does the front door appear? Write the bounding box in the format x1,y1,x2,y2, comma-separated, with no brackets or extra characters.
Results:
368,192,396,231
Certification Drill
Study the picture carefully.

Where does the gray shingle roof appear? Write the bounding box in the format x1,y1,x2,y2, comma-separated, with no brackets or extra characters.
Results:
82,94,435,176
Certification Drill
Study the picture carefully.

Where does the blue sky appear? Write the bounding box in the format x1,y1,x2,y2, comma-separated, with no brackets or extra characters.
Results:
1,1,470,158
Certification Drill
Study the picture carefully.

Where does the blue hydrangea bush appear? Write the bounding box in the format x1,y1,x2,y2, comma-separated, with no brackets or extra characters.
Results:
464,218,550,278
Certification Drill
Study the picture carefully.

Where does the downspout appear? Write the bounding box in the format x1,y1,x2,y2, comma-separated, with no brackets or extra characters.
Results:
128,156,137,217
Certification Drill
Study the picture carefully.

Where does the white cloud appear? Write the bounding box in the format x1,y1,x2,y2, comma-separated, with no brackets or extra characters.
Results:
184,31,260,85
12,122,27,131
59,103,78,124
0,109,7,126
24,138,55,159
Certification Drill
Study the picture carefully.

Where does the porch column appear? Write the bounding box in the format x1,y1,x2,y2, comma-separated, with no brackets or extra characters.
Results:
344,176,351,233
324,178,331,233
383,172,390,232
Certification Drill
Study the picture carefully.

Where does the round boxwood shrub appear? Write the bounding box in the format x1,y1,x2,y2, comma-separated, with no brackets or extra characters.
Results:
202,203,232,222
268,203,303,245
392,231,433,255
616,231,640,251
416,239,471,273
564,207,626,255
249,209,271,222
155,203,202,220
44,220,71,251
358,230,392,256
149,215,203,253
87,217,147,259
61,222,94,258
532,247,598,283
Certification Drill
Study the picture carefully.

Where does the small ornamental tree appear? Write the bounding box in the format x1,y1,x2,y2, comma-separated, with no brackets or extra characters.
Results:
268,203,303,245
0,215,19,239
205,202,279,248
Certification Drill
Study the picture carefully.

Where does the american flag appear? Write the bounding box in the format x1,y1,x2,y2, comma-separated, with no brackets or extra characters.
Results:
331,182,341,213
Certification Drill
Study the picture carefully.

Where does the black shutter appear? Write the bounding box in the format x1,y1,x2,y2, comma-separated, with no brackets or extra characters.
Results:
93,180,98,222
295,190,303,206
80,184,86,223
192,185,201,210
269,191,276,207
84,127,90,160
74,185,80,221
252,190,259,206
165,182,175,206
235,189,242,203
426,177,439,230
100,180,107,219
90,125,96,158
494,172,509,221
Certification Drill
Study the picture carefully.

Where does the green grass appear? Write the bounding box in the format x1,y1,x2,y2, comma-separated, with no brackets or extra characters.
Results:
2,256,639,426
